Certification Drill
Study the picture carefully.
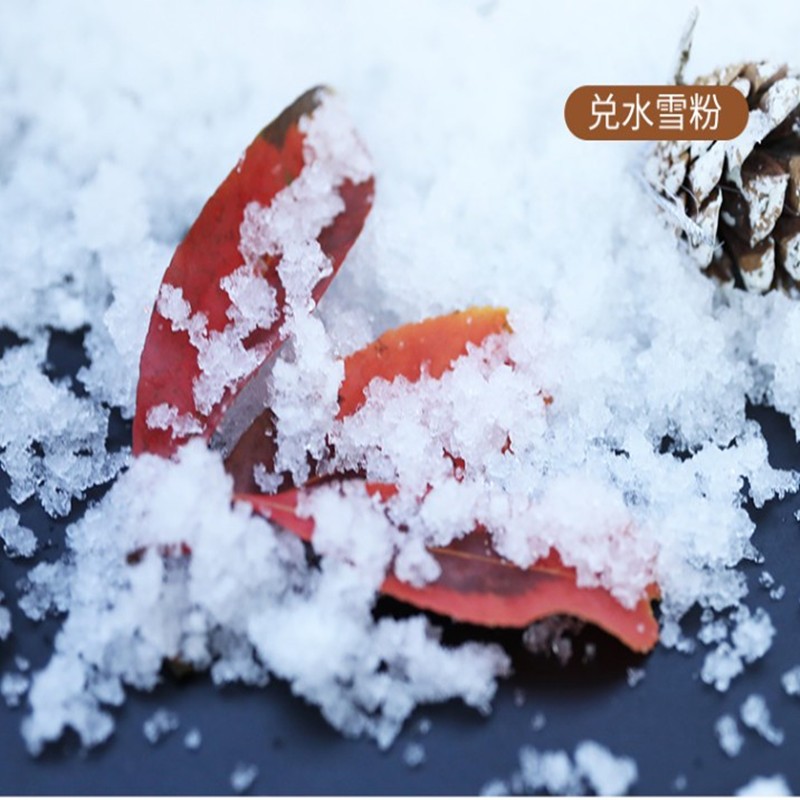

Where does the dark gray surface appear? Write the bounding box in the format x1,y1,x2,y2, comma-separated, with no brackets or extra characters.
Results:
0,328,799,795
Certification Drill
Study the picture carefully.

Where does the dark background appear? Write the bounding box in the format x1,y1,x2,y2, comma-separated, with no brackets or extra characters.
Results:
0,328,798,795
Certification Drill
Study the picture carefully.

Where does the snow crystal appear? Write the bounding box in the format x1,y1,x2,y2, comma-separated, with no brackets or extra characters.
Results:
626,667,645,688
781,665,800,696
403,741,426,769
143,708,179,745
736,775,793,796
701,607,774,692
740,694,784,746
0,341,127,517
715,714,744,758
491,740,636,796
183,727,202,750
1,672,31,708
230,763,258,794
574,741,638,797
0,508,37,558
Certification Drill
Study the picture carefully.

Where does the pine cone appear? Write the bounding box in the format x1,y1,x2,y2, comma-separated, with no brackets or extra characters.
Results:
646,62,800,293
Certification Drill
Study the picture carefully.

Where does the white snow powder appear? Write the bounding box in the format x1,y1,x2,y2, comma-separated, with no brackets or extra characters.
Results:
1,672,31,708
740,694,784,746
781,665,800,696
230,763,258,794
736,774,793,796
715,714,744,758
403,742,426,769
490,740,637,796
0,508,37,558
183,727,202,751
142,708,179,745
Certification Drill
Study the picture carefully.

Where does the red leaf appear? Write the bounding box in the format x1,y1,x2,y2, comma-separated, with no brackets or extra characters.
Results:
133,86,374,458
236,484,659,653
234,309,659,653
338,306,510,419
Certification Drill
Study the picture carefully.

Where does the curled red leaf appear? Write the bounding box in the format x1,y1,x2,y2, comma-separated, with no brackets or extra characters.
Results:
133,87,375,458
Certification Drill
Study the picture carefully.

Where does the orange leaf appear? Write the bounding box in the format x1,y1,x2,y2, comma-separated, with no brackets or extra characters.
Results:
133,87,374,458
338,306,510,419
235,309,660,653
236,484,659,653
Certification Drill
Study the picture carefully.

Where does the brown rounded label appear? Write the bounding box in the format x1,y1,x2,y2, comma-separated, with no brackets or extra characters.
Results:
564,85,749,141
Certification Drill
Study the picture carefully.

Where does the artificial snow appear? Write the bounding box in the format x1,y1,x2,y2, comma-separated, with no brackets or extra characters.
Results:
0,0,800,784
183,727,202,751
736,774,793,796
1,672,31,708
488,740,637,796
781,666,800,697
715,714,744,758
230,763,258,794
740,694,784,746
142,708,179,745
403,742,426,769
0,509,37,558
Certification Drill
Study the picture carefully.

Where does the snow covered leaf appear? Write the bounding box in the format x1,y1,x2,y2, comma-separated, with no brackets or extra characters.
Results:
224,306,511,493
133,86,375,458
234,308,659,653
237,484,660,653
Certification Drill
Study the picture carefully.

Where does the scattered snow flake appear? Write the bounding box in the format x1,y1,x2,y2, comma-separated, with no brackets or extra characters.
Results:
736,774,793,796
626,667,645,688
143,708,179,745
781,665,800,697
0,508,37,558
715,714,744,757
574,740,638,796
403,741,426,769
230,762,259,794
740,694,784,746
183,727,202,751
1,672,31,708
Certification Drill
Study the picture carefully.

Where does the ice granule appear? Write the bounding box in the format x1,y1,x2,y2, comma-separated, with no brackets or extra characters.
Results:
1,672,31,708
417,717,432,736
230,763,258,794
492,740,636,796
770,585,786,601
759,570,775,589
626,667,645,688
736,774,793,796
0,508,37,558
574,740,638,796
403,742,426,769
673,774,688,791
480,779,509,796
183,727,202,751
17,561,72,621
715,714,744,757
740,694,784,746
531,712,546,732
15,656,30,672
781,665,800,696
701,608,774,692
142,708,179,745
